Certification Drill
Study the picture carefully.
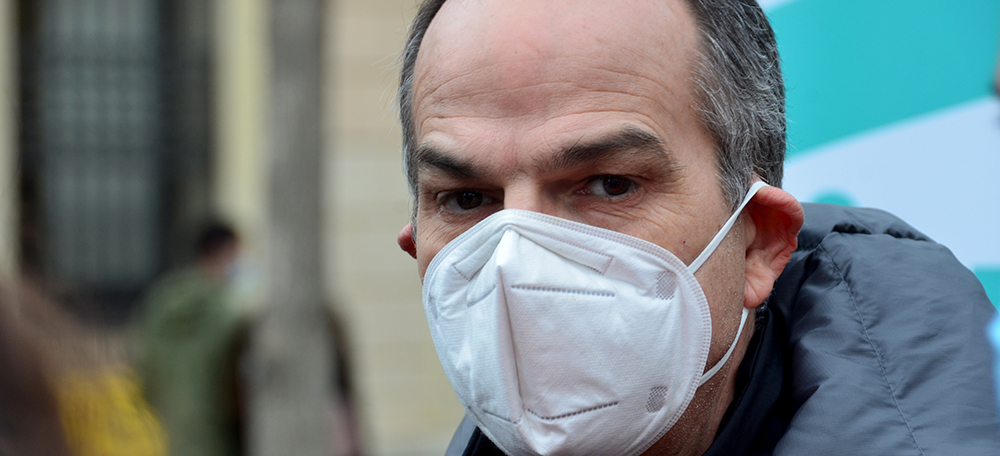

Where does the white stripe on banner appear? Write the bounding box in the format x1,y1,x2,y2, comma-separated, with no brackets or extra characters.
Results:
783,96,1000,269
757,0,802,12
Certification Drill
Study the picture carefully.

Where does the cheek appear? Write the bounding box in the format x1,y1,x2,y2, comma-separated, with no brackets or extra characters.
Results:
415,224,455,280
415,238,437,280
693,232,749,361
607,199,705,266
695,228,746,298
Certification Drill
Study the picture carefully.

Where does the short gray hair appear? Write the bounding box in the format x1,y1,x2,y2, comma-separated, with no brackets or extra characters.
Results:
398,0,785,213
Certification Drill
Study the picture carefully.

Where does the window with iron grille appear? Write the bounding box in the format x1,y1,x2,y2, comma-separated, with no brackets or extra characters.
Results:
19,0,213,321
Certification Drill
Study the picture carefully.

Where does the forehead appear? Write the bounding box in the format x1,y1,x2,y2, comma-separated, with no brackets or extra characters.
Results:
421,0,693,60
410,0,706,182
413,0,699,115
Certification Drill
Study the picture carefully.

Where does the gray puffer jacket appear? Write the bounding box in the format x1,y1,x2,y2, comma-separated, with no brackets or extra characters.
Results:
762,203,1000,455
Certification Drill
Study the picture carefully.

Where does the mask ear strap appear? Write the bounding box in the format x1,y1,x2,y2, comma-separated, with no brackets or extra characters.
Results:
688,181,768,273
699,307,749,386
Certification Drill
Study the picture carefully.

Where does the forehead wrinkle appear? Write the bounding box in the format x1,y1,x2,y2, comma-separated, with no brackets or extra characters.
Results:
419,52,676,98
413,40,559,110
417,80,581,124
413,8,696,123
415,61,690,137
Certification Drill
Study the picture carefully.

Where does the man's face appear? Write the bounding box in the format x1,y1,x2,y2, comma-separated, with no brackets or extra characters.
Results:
409,0,756,452
411,0,736,273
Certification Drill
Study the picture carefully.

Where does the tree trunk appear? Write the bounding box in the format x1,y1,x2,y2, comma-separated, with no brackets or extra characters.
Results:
247,0,332,455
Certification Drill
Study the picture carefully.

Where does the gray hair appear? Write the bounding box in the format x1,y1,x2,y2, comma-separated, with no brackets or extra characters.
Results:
398,0,785,213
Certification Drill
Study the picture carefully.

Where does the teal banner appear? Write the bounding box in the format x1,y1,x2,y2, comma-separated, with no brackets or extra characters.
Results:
764,0,1000,306
768,0,1000,156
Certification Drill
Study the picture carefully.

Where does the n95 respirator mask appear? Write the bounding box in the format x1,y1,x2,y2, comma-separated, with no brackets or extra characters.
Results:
422,182,766,456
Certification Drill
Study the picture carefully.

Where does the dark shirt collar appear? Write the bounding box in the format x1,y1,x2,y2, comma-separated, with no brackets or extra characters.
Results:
704,305,790,456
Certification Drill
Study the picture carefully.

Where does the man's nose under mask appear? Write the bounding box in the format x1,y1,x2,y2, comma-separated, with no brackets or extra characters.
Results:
422,181,766,456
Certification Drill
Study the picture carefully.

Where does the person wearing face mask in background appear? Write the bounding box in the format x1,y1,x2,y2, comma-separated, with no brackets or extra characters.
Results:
394,0,1000,454
135,222,247,456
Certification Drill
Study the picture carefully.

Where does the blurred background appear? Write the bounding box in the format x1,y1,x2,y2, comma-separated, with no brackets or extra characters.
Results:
0,0,460,455
0,0,996,456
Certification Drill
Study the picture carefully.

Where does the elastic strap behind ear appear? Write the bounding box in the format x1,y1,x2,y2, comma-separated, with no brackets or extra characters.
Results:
688,181,768,273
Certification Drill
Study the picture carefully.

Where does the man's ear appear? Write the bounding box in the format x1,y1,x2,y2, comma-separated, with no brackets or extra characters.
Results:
398,223,417,259
742,186,804,309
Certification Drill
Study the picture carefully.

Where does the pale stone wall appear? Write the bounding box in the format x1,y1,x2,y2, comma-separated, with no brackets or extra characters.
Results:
215,0,270,258
324,1,466,454
214,0,463,453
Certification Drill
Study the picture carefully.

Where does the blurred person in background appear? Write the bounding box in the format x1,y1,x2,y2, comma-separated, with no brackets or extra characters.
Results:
135,223,246,456
324,307,363,456
0,282,73,456
0,279,166,456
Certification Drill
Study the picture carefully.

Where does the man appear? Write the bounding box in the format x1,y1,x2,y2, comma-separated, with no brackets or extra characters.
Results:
137,223,245,456
395,0,1000,454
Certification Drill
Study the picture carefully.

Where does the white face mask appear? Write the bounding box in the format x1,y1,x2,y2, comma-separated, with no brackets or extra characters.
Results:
423,182,766,456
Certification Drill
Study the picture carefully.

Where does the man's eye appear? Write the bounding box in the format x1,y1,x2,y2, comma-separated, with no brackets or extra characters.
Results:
585,176,635,197
443,191,493,211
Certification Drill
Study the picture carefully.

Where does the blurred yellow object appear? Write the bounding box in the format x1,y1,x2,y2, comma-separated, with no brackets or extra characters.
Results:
56,367,168,456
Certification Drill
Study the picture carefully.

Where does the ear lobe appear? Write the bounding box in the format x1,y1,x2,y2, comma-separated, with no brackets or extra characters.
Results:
743,186,804,309
398,223,417,259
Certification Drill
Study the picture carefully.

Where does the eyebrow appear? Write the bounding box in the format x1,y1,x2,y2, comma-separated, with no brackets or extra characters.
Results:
412,145,480,181
540,126,673,174
412,125,675,182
